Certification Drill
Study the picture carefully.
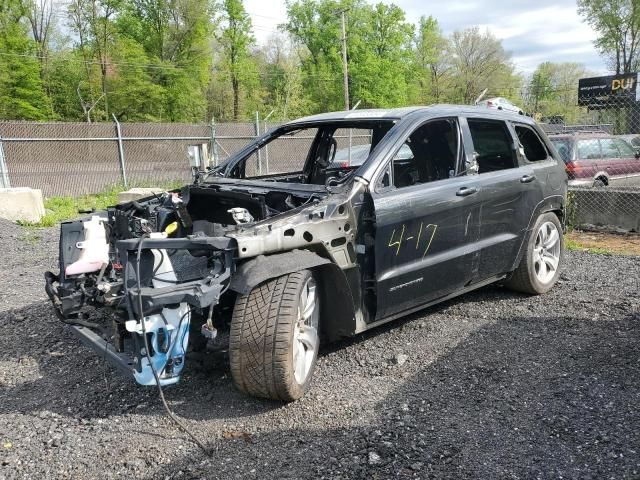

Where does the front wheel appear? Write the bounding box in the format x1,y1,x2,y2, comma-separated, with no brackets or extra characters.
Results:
229,270,320,401
505,213,564,294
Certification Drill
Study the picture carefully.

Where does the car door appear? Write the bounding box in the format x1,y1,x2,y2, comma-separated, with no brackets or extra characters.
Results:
598,138,625,183
371,117,482,319
461,116,537,282
574,138,602,184
611,138,640,185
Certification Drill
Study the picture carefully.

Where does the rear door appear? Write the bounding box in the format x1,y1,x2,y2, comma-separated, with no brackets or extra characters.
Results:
598,138,625,183
610,138,640,185
574,139,601,184
371,117,481,319
461,117,536,282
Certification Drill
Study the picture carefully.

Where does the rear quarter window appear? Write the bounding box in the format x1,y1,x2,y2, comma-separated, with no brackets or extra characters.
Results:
514,125,548,161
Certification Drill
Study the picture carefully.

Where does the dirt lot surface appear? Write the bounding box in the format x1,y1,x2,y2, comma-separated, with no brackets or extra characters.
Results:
1,219,639,479
567,230,640,256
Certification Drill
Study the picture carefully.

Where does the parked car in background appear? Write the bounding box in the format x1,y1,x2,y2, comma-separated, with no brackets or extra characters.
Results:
617,134,640,152
548,132,640,187
476,97,525,115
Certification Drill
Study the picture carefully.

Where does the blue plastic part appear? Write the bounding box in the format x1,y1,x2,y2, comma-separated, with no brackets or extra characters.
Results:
134,314,191,386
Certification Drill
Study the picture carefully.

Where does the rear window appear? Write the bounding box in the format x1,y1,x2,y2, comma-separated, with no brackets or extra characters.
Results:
467,119,517,173
515,125,548,161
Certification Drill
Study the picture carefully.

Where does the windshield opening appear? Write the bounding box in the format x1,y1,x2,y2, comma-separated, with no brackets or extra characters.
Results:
219,120,395,186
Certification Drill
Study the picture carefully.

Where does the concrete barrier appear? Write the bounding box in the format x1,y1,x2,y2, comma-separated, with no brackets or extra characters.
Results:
569,187,640,232
117,188,165,204
0,188,46,223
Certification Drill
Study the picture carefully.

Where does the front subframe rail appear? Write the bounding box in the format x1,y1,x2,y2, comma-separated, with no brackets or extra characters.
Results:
70,325,136,380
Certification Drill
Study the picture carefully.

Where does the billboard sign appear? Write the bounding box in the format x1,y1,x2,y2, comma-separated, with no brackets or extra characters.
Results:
578,73,640,107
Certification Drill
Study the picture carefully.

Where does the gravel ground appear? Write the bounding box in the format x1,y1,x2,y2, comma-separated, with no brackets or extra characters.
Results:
0,218,639,479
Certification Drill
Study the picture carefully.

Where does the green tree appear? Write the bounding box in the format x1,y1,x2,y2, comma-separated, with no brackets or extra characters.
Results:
0,0,52,119
448,27,519,104
255,33,313,120
578,0,640,74
524,62,589,122
284,0,414,111
117,0,214,120
68,0,122,120
107,37,165,120
284,0,356,112
412,15,448,104
348,2,414,108
46,50,88,120
217,0,259,120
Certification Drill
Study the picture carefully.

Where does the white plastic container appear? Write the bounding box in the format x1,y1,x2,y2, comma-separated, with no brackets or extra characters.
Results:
65,215,109,276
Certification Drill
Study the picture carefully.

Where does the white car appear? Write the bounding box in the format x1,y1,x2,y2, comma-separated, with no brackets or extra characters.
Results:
477,97,524,115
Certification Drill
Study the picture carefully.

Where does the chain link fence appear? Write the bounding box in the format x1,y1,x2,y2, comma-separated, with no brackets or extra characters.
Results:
0,95,639,233
537,91,640,233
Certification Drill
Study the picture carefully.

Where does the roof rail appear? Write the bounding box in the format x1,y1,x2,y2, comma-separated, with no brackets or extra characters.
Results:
540,123,613,135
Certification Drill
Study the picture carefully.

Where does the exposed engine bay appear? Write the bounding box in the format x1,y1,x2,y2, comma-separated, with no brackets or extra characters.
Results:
44,181,331,386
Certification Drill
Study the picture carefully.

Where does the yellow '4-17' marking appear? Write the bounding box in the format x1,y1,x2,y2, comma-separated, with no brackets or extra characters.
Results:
388,224,405,255
387,222,438,258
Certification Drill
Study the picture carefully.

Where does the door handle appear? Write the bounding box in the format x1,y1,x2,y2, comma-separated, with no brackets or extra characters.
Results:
456,186,478,197
520,174,536,183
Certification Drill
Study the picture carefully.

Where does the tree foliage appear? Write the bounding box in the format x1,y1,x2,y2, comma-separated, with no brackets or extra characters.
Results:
0,0,588,122
523,62,589,122
0,0,51,119
578,0,640,74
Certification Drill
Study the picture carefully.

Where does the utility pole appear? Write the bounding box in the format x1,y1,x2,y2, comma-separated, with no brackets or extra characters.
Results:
340,9,349,110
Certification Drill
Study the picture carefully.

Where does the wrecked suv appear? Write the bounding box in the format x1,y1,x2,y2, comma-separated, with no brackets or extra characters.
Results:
45,106,567,401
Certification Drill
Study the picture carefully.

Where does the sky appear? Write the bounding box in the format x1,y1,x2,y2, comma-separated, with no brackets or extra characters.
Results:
243,0,608,77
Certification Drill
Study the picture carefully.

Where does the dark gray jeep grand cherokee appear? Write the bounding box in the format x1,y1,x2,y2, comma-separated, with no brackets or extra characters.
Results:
45,105,567,401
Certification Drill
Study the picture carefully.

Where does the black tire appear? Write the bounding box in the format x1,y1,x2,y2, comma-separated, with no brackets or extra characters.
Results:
229,270,320,401
593,177,607,187
505,213,564,295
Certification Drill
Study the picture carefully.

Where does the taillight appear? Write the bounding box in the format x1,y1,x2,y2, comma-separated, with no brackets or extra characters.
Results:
486,101,494,106
565,161,580,178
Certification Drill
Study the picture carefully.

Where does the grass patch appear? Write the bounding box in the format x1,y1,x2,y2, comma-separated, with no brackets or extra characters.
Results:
565,237,614,255
565,230,640,256
20,181,184,227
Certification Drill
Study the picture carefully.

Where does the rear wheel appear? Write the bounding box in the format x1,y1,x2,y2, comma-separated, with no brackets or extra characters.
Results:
229,270,320,401
505,213,564,294
593,177,607,187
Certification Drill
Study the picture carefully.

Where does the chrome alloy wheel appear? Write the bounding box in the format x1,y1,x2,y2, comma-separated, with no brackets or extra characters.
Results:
533,221,561,284
292,277,320,384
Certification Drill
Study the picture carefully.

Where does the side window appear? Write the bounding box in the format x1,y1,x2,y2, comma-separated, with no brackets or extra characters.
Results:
599,138,620,158
467,119,517,173
514,125,548,161
390,119,459,189
577,140,601,159
550,139,571,164
613,138,636,157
